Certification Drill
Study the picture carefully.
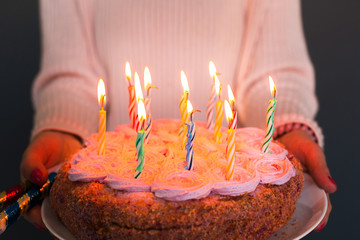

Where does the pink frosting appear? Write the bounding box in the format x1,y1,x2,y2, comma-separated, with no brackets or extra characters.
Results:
68,119,296,201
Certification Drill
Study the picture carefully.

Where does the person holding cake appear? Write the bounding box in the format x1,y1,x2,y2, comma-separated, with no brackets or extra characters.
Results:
20,0,337,237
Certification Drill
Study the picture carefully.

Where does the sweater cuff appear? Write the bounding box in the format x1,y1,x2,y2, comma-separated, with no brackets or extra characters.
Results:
31,86,98,141
273,113,324,148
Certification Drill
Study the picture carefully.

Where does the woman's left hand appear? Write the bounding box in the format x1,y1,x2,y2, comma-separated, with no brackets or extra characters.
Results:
277,129,337,232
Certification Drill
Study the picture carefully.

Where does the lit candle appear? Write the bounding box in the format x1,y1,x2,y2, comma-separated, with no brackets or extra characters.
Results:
144,67,153,143
224,100,235,180
134,99,146,179
134,72,144,132
262,76,277,153
214,75,223,143
227,84,237,129
179,71,189,149
125,62,137,129
97,78,106,155
206,61,217,130
185,100,200,171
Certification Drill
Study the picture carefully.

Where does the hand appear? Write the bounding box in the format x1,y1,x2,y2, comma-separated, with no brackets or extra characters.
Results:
277,129,337,232
20,130,82,230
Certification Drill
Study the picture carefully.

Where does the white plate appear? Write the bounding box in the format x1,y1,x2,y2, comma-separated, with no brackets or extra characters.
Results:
41,173,327,240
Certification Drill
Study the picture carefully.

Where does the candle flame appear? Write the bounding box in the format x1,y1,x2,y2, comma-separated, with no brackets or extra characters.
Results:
97,78,106,106
181,70,189,93
227,85,235,104
144,66,152,93
125,61,131,79
186,100,193,114
215,75,221,96
209,61,217,78
269,76,277,98
224,100,233,123
134,72,144,102
137,99,147,121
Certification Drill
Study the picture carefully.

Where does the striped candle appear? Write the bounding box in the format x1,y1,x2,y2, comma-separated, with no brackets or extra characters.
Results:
144,97,152,143
262,76,277,153
224,100,236,180
134,72,144,132
0,173,56,234
228,85,237,129
179,71,189,150
0,181,32,209
185,100,199,171
206,61,217,130
135,99,146,179
144,67,157,143
128,86,136,129
134,130,145,179
97,78,106,155
125,62,137,129
214,101,223,143
214,75,223,143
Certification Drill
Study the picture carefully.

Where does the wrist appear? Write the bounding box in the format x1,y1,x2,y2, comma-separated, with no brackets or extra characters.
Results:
273,113,324,148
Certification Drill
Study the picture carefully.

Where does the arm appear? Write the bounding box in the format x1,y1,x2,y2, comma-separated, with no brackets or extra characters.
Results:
21,0,103,229
235,0,336,230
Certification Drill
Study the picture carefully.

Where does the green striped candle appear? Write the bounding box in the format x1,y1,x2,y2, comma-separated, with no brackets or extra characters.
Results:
262,76,277,153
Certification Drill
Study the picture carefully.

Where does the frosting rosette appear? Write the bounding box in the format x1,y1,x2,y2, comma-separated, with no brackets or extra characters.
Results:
151,169,213,201
251,156,295,185
105,163,160,192
67,119,297,201
212,167,260,196
68,161,107,182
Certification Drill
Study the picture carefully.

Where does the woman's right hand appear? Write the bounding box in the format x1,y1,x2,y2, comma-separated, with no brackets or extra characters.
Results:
20,130,82,230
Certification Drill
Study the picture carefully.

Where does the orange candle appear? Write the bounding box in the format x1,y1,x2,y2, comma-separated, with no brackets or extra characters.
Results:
224,100,235,180
97,78,106,155
214,75,223,143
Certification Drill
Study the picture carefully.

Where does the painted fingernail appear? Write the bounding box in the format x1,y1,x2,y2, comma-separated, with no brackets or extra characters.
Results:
328,176,337,187
314,223,325,232
30,169,43,185
34,223,45,231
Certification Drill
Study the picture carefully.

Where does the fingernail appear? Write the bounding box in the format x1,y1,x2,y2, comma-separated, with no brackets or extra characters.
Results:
314,223,325,232
328,176,337,187
31,169,43,185
34,223,45,231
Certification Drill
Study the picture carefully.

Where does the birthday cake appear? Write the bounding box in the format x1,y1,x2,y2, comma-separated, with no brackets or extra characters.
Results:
49,119,303,240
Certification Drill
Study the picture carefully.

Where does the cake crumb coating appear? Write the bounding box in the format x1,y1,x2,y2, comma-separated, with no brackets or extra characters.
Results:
50,156,303,240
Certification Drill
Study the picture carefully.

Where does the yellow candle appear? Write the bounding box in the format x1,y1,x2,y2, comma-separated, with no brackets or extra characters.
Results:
214,75,223,143
97,78,106,155
179,71,189,149
224,100,235,180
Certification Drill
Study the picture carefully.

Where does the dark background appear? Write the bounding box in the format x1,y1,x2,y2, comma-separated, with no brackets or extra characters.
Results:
0,0,359,239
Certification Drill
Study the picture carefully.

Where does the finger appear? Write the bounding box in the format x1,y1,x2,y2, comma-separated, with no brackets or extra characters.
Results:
23,204,46,230
20,142,49,185
304,148,337,194
314,193,332,232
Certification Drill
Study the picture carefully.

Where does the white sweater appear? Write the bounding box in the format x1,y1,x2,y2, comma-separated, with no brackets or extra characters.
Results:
32,0,323,147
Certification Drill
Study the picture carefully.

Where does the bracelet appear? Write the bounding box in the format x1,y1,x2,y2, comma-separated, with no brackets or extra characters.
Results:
273,122,318,144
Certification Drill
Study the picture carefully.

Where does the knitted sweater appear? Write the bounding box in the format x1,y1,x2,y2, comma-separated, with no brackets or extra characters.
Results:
32,0,323,147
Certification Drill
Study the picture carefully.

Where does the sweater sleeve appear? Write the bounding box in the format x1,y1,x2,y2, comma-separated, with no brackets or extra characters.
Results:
32,0,103,140
235,0,324,147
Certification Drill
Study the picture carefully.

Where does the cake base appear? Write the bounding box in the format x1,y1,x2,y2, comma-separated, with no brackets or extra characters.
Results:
50,157,303,240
